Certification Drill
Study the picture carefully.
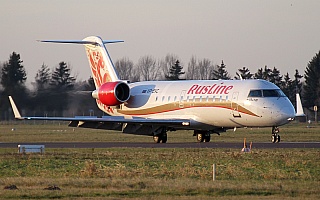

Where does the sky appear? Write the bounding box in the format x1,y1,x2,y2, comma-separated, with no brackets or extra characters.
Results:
1,0,320,86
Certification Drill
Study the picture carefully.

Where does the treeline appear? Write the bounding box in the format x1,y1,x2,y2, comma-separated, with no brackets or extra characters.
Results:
1,51,320,120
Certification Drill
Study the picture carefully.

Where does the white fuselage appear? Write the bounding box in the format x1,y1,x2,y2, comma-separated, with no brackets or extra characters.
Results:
97,79,296,130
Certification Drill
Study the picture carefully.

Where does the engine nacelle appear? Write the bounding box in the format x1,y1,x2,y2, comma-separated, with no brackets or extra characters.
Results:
92,82,130,106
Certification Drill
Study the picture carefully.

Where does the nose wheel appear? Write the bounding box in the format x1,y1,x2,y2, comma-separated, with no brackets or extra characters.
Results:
271,126,280,143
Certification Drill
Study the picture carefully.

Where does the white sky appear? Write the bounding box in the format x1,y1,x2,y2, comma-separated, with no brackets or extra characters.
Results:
1,0,320,86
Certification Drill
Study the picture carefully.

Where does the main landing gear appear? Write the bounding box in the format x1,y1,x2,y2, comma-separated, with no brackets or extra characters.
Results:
153,127,168,143
194,130,211,143
271,126,280,143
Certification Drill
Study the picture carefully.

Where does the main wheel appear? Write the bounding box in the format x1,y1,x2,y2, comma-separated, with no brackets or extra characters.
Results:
204,134,211,142
153,135,161,143
161,134,168,143
197,133,204,143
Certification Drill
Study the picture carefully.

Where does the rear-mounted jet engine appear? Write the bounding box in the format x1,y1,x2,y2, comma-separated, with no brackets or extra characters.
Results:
92,82,130,106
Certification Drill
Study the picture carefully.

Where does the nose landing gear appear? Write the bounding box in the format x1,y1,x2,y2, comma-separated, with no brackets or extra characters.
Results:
271,126,280,143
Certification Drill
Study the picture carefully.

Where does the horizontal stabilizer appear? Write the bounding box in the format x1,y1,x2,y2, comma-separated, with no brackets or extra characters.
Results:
39,40,124,45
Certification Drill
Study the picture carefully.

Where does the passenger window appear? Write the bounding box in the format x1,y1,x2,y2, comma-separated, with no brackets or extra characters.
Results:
174,96,177,101
162,96,165,101
168,96,171,101
248,90,262,97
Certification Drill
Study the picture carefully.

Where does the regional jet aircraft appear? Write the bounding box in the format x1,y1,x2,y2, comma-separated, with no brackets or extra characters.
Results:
9,36,298,143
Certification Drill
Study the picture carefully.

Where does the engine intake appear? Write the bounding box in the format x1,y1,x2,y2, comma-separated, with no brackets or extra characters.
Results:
92,82,130,106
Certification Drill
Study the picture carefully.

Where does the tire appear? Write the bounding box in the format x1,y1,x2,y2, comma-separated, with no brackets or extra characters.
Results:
204,134,211,142
197,133,204,143
276,135,281,143
161,134,168,143
271,135,276,143
153,135,160,143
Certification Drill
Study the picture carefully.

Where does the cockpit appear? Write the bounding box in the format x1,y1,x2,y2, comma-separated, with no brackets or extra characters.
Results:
248,89,286,98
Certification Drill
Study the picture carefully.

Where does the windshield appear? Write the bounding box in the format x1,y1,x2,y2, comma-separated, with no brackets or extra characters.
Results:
248,90,262,97
248,89,286,98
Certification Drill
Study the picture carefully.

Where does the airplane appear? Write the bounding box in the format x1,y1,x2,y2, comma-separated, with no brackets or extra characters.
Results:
9,36,299,143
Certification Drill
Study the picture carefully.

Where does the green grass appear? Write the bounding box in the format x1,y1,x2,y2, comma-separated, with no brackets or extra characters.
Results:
0,148,319,199
0,122,319,199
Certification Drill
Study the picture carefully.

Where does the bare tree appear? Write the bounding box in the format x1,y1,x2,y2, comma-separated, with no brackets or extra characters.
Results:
198,58,213,80
130,67,141,82
186,56,199,80
137,55,160,81
114,57,134,80
186,57,215,80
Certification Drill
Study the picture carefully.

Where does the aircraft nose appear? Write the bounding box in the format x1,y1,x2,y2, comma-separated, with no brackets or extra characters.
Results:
279,104,296,123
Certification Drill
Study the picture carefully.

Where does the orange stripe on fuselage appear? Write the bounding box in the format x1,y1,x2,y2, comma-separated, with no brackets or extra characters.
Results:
117,101,258,117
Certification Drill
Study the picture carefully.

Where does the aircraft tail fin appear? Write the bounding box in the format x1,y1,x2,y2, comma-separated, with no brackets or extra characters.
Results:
40,36,124,88
295,93,305,117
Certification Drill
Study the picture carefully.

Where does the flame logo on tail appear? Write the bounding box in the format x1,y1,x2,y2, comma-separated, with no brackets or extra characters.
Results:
83,36,119,88
87,49,112,87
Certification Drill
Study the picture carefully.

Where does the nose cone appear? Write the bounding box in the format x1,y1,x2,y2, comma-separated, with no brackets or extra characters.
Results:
277,103,296,125
92,90,99,99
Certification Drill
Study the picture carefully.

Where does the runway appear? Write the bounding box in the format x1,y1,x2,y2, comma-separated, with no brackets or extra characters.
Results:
0,142,319,149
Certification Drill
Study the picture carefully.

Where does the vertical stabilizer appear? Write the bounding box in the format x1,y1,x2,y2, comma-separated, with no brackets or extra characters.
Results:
40,36,123,89
82,36,119,88
295,93,305,117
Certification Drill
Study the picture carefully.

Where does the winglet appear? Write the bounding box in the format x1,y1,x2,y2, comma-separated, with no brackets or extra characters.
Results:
8,96,22,119
295,93,305,117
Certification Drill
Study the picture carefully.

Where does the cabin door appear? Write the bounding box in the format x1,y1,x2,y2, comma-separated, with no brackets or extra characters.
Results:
231,92,241,117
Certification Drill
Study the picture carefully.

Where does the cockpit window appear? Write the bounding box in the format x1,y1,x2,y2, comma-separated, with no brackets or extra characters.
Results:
263,89,286,97
276,89,286,97
263,90,279,97
248,90,262,97
248,89,286,98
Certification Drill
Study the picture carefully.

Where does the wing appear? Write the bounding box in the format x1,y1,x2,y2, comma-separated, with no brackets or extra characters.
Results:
9,96,191,136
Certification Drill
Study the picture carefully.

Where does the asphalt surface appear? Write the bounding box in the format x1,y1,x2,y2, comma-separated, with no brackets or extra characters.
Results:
0,142,319,149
